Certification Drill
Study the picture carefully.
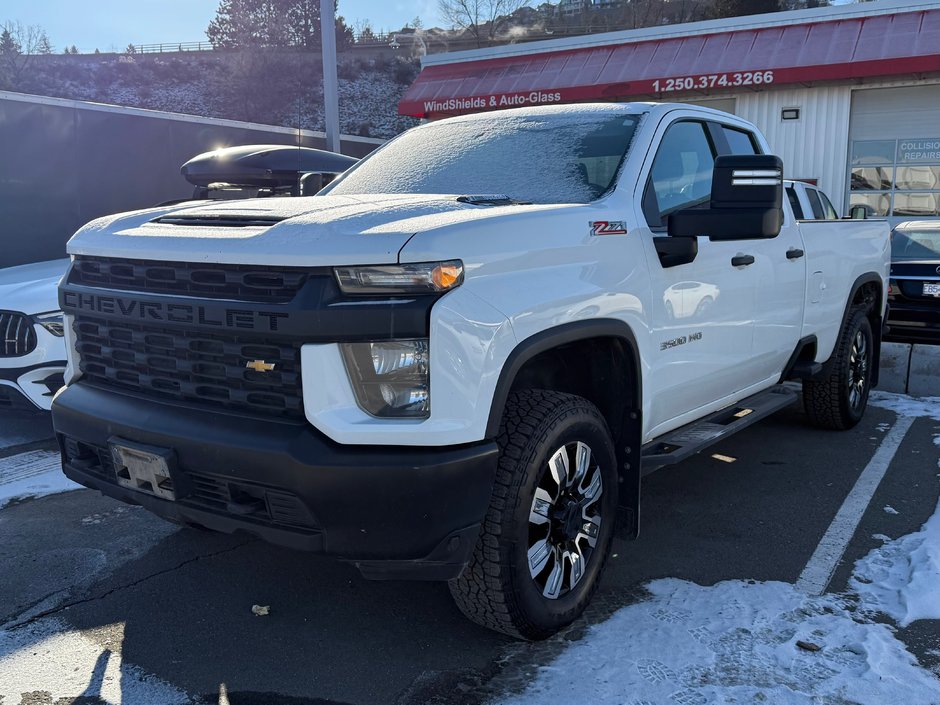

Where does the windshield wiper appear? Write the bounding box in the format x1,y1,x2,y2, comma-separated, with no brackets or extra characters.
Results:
456,194,531,206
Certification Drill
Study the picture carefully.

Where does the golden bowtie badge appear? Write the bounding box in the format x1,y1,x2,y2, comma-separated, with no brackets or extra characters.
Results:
246,360,276,373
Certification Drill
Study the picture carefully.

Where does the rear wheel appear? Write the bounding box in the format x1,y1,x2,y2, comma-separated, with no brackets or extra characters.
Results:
449,390,618,639
803,306,873,430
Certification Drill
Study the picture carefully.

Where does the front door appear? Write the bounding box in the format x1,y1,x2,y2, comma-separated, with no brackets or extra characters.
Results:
638,119,761,438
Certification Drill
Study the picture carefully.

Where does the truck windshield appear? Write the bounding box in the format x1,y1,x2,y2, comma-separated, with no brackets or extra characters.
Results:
325,112,643,204
891,229,940,260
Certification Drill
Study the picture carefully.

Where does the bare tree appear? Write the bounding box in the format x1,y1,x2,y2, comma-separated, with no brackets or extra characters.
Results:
0,21,52,89
438,0,533,47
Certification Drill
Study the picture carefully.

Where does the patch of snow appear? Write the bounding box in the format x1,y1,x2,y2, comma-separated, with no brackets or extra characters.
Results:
0,450,80,509
497,579,939,705
496,494,940,705
869,391,940,421
883,505,900,515
0,619,190,703
851,495,940,628
872,533,892,542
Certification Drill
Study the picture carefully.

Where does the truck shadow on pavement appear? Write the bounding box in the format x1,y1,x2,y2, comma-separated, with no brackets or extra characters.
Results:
48,525,511,705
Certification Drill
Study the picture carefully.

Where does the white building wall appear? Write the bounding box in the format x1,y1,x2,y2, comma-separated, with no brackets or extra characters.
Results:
735,85,852,211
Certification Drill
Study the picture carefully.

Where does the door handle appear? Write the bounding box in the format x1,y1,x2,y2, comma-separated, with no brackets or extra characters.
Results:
731,255,755,267
786,248,805,260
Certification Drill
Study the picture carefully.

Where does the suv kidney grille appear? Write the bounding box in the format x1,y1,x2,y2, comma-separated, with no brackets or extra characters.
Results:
73,315,303,418
1,311,37,358
71,256,312,302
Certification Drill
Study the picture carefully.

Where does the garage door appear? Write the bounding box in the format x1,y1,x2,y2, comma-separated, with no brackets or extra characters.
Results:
848,84,940,219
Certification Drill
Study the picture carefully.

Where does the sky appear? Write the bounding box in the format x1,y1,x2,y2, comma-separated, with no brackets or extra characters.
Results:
0,0,442,53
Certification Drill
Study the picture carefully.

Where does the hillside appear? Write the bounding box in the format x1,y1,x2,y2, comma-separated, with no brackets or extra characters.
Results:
9,51,420,139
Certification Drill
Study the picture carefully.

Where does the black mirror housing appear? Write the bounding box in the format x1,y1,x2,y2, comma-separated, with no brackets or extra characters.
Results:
667,154,784,240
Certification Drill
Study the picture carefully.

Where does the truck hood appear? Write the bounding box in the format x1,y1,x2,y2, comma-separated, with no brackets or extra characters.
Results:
0,258,70,315
67,194,571,267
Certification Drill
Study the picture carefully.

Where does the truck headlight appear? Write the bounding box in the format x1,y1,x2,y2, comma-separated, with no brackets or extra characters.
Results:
341,339,430,418
334,261,463,295
34,311,65,337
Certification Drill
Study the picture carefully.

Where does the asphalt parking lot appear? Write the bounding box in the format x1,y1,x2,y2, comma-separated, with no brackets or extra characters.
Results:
0,396,938,705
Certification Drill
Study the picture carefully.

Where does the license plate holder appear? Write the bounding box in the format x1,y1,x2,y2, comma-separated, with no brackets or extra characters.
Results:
923,282,940,297
109,438,178,501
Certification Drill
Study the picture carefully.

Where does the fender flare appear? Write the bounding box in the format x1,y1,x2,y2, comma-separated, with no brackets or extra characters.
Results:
485,318,642,438
484,318,644,537
819,271,884,384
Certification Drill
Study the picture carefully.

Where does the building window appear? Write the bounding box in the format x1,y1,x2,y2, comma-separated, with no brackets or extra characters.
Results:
849,138,940,217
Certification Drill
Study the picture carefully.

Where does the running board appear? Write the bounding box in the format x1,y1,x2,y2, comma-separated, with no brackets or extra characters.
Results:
641,386,798,474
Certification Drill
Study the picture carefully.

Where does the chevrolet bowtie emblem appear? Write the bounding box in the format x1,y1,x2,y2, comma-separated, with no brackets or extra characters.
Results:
246,360,276,373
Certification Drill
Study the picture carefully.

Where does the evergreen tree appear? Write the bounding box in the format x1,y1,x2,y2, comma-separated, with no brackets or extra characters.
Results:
0,28,21,89
207,0,353,49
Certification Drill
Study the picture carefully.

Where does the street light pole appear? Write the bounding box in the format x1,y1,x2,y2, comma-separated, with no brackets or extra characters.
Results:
320,0,340,153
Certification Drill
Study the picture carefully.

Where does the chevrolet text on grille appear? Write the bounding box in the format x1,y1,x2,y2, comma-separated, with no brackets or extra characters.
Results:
61,291,286,331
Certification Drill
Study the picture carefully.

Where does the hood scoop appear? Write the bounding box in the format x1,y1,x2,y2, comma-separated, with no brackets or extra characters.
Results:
152,214,286,228
456,194,531,207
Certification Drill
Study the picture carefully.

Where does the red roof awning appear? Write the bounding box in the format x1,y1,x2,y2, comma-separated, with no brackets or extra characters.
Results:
399,9,940,118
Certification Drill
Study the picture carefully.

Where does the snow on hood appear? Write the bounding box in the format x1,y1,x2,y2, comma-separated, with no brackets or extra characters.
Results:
66,194,568,267
0,259,69,315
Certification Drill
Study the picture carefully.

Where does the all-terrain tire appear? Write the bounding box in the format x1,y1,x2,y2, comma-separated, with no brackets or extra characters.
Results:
448,390,618,640
803,306,873,430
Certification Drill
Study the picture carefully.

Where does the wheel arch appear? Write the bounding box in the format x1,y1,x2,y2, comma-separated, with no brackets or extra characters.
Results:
486,319,643,536
821,272,884,386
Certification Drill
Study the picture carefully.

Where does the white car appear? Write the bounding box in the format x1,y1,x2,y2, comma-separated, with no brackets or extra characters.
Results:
0,259,69,411
784,179,841,220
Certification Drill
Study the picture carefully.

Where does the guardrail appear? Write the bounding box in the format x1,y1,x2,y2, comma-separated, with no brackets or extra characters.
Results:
132,33,400,54
135,41,214,54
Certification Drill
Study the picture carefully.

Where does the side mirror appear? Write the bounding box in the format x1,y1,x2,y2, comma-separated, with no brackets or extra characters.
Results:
298,172,325,196
848,205,868,220
667,154,784,240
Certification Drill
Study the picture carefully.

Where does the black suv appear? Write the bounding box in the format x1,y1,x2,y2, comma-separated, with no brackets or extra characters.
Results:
886,221,940,344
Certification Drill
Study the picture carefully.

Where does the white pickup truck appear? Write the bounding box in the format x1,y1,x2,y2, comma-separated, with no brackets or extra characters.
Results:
53,103,890,639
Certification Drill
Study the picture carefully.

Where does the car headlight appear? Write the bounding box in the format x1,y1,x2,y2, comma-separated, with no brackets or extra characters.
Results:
341,339,429,418
334,261,463,295
34,311,65,337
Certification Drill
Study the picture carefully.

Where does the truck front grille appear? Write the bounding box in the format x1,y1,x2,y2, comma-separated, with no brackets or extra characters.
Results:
1,311,37,357
70,256,311,302
72,315,304,419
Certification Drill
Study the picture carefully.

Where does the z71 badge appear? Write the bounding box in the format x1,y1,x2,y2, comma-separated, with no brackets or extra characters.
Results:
590,220,628,236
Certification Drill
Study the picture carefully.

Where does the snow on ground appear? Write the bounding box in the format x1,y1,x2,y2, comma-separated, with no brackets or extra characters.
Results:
496,499,940,705
0,449,80,508
0,619,189,704
852,496,940,628
869,391,940,421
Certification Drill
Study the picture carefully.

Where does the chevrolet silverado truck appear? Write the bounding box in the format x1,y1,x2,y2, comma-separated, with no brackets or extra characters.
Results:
52,103,890,639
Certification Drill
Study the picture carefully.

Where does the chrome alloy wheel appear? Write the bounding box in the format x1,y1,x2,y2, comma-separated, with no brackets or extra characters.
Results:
847,329,869,411
527,441,603,600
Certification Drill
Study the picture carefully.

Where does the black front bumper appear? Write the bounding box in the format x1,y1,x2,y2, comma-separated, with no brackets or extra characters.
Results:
53,383,498,580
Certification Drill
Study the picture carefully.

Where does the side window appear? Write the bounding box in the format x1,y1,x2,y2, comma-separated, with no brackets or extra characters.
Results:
805,187,826,219
786,187,805,219
646,121,716,226
818,190,839,219
722,126,760,155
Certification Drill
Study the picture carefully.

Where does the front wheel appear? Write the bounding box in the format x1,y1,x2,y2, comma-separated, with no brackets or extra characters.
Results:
449,390,618,639
803,306,873,430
